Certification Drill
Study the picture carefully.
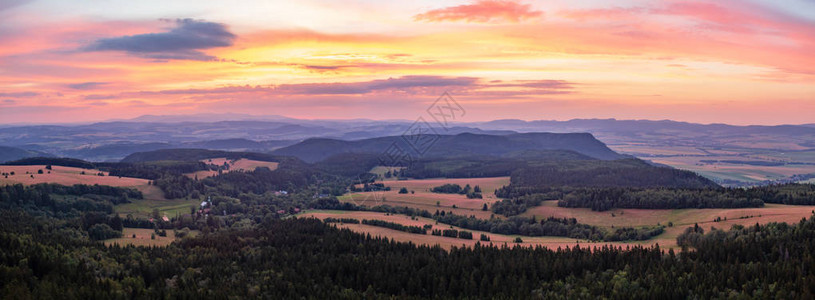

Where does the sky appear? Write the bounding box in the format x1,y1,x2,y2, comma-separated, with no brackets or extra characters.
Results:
0,0,814,125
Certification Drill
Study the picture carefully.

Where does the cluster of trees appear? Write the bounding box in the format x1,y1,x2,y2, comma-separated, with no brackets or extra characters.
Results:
433,213,661,242
675,215,815,268
556,187,765,211
399,157,525,179
431,183,482,199
383,169,402,179
495,183,815,214
323,217,360,224
5,215,815,298
0,183,137,242
0,183,142,217
361,219,426,234
508,159,718,189
553,184,815,212
605,226,664,242
87,223,122,240
3,157,96,169
747,183,815,205
350,182,391,192
491,193,559,216
431,228,473,239
105,161,212,180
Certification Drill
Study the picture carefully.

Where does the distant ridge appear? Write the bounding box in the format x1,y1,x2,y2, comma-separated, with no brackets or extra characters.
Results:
120,149,284,163
475,118,815,135
121,113,297,123
273,132,625,163
0,146,52,163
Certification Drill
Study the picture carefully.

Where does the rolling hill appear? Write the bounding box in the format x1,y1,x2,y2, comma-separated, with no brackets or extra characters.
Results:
272,132,625,163
0,146,51,163
120,148,283,163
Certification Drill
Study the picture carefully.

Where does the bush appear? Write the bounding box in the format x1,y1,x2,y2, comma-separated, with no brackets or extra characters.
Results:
431,184,463,194
442,229,458,238
175,227,191,238
398,187,408,194
324,218,360,224
87,223,122,240
362,219,426,234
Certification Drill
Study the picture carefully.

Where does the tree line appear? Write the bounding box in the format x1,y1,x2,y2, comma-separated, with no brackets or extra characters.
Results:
493,184,815,214
361,219,427,234
434,212,663,242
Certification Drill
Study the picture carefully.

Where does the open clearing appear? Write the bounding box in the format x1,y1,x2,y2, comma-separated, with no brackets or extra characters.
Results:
303,210,640,250
185,157,279,178
340,177,510,218
651,155,815,184
314,198,815,250
115,198,199,218
104,227,199,247
520,201,815,228
0,165,149,187
0,164,188,218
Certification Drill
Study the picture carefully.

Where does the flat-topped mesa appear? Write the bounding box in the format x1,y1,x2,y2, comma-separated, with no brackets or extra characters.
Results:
273,132,624,163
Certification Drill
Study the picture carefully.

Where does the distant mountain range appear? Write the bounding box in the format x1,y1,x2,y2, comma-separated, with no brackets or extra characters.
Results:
0,114,813,167
473,118,815,136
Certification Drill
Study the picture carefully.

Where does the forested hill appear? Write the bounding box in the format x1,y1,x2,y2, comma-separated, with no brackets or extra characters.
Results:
273,132,625,163
120,148,283,163
0,146,51,163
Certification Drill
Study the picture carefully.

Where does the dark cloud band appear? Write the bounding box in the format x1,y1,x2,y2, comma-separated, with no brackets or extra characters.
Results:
85,19,235,61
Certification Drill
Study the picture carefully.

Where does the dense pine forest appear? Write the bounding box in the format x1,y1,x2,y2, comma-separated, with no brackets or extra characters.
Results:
3,208,815,298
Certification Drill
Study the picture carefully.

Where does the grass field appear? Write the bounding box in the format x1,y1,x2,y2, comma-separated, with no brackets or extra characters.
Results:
650,156,815,183
0,165,149,187
340,177,510,218
186,157,279,178
521,201,815,228
325,173,815,250
605,136,815,185
304,203,815,250
115,198,199,218
303,210,617,250
0,164,180,217
104,227,199,247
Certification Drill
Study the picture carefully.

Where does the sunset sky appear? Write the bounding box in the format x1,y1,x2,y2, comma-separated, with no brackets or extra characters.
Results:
1,0,813,125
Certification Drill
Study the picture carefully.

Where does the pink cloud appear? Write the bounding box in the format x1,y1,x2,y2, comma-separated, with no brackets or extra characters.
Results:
414,0,542,23
553,0,815,75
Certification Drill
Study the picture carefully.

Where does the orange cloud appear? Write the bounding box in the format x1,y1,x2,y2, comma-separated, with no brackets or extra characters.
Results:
414,0,542,23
